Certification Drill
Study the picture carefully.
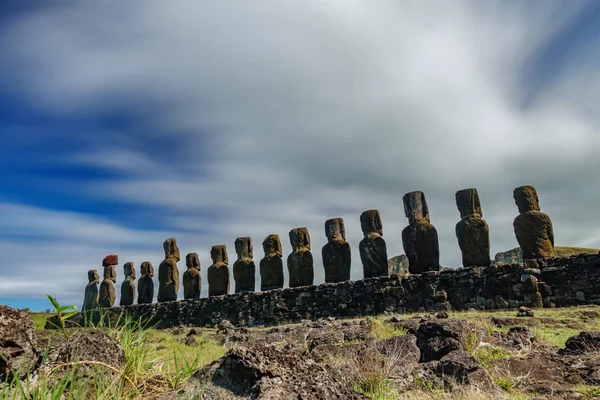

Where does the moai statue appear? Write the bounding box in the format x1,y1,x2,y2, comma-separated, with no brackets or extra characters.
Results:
259,234,284,291
183,253,201,299
137,261,154,304
513,185,555,259
322,218,351,283
99,254,118,308
207,245,230,296
455,188,491,267
82,269,99,311
359,209,389,278
287,227,314,287
158,238,180,302
401,191,440,274
233,237,256,293
120,262,136,306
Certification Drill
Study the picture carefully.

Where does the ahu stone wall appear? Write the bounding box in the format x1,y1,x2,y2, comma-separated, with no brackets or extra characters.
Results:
54,254,600,329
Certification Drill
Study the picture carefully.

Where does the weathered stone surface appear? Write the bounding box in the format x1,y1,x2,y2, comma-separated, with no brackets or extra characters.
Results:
388,255,409,275
99,260,117,308
102,254,118,267
0,306,40,380
260,234,284,291
82,269,99,311
359,209,388,278
564,331,600,353
402,191,440,273
288,227,314,287
233,237,256,293
322,218,351,283
183,253,201,299
208,245,230,296
513,185,556,259
137,261,154,304
158,238,180,302
120,262,136,306
455,188,491,267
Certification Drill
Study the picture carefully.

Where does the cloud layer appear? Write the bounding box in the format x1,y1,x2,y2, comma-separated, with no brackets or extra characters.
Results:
1,1,599,308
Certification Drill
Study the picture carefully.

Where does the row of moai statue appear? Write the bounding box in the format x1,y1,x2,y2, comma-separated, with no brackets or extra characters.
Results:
83,185,555,310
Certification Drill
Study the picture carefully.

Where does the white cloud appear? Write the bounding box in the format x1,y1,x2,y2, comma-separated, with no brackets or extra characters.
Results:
1,1,599,306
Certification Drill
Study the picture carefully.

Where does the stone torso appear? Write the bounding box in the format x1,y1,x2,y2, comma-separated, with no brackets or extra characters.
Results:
322,239,351,283
120,278,136,306
513,211,555,259
183,268,201,299
259,255,284,291
233,259,256,293
137,276,154,304
83,283,98,311
158,258,180,302
456,216,490,267
359,233,388,278
208,263,230,296
402,222,440,274
287,250,314,288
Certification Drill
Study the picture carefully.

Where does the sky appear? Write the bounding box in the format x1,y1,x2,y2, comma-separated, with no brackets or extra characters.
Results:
1,1,600,311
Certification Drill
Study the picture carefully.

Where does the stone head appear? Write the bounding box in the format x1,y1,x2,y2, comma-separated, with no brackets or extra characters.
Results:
235,237,253,260
325,218,346,241
103,265,117,282
403,191,430,224
124,262,135,279
455,188,482,219
186,253,200,270
211,245,228,265
360,209,383,236
88,269,99,284
262,234,282,257
141,261,154,277
163,238,181,262
289,227,311,252
102,254,118,267
513,185,540,213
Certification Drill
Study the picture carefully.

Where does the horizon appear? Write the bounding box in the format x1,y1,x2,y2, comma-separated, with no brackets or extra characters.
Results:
1,1,600,311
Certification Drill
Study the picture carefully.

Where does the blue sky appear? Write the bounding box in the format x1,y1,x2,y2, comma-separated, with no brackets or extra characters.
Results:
1,1,599,311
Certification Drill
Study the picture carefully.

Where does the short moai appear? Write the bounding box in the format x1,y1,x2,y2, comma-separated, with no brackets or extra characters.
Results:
183,253,201,299
359,209,389,278
233,237,256,293
99,254,118,308
259,234,284,291
287,227,314,287
322,218,351,283
401,191,440,274
455,188,491,267
207,245,230,296
119,262,136,306
82,269,99,311
513,185,556,259
137,262,154,304
158,238,180,302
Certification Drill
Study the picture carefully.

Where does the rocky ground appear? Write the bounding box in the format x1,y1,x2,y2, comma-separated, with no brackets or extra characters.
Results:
3,305,600,399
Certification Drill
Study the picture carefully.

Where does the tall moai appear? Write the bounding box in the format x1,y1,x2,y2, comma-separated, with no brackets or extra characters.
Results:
208,245,230,296
260,234,284,291
455,188,491,267
158,238,180,302
99,254,118,308
183,253,201,299
322,218,351,283
233,237,256,293
401,191,440,274
513,185,555,259
288,227,314,287
120,262,136,306
137,261,154,304
82,269,99,311
359,209,389,278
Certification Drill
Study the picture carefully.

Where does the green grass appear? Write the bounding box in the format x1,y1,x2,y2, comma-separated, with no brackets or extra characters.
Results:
31,313,52,330
473,345,510,369
532,327,582,348
368,319,408,340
